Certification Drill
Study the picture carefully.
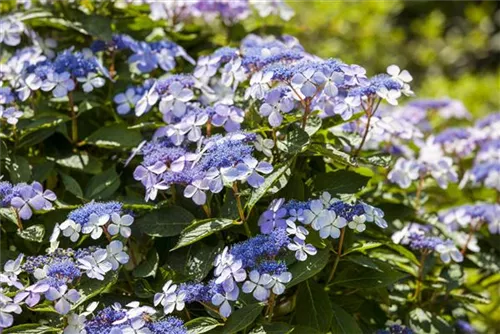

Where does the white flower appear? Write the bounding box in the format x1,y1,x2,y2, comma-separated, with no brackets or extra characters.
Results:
212,285,239,318
159,82,194,117
153,280,185,315
184,179,209,205
81,214,109,240
106,240,130,270
265,272,292,295
348,215,367,232
303,199,331,228
108,213,133,238
77,73,105,93
316,212,347,239
376,87,401,106
242,270,272,301
386,65,413,86
254,135,274,158
78,249,112,280
45,285,80,315
64,312,86,334
287,237,317,261
363,204,388,228
436,241,463,264
59,219,81,242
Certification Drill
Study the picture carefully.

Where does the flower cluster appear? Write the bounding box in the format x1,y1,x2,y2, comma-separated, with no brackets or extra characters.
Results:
51,201,133,243
152,228,290,318
0,181,56,220
256,193,387,261
92,34,194,74
133,0,294,25
81,302,186,334
0,239,128,323
392,223,463,264
134,132,273,204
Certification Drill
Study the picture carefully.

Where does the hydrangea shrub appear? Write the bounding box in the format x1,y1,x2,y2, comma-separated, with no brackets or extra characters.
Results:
0,1,498,333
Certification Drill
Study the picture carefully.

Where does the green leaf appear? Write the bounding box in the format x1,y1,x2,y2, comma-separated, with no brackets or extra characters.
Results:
342,242,383,256
172,219,235,250
85,124,143,148
0,140,9,159
52,153,103,174
288,248,330,288
133,249,159,278
330,261,408,288
330,303,363,334
186,317,222,334
296,280,333,332
137,206,195,237
18,128,56,149
359,153,392,167
17,224,45,243
290,326,322,334
246,162,292,211
249,323,293,334
221,303,264,333
5,155,31,183
409,308,453,334
32,161,55,182
184,241,224,282
277,125,309,154
82,14,112,40
307,144,355,167
2,324,60,334
73,271,118,309
60,172,83,198
0,208,18,226
85,167,120,199
312,170,370,195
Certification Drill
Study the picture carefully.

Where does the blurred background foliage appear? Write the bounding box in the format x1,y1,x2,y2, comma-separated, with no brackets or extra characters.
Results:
258,1,500,117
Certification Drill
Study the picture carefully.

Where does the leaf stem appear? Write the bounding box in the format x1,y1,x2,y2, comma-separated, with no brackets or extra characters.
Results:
327,227,346,285
68,91,78,143
233,182,251,237
265,292,276,321
413,250,428,302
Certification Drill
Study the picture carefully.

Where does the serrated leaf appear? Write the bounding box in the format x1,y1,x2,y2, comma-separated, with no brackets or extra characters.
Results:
330,261,408,288
137,206,195,237
409,308,452,334
85,167,120,199
186,317,222,334
342,242,383,256
172,219,234,250
250,323,293,334
85,124,143,148
288,248,330,288
60,172,83,198
2,324,59,334
0,208,18,226
17,224,45,242
296,280,333,332
52,153,103,174
4,155,31,183
221,303,264,333
277,126,309,154
330,303,363,334
246,162,293,211
133,249,159,278
313,170,370,195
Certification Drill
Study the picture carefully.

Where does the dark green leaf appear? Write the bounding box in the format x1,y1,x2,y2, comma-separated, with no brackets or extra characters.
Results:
288,248,330,288
5,156,31,183
246,162,292,211
313,170,370,195
222,303,264,333
249,323,293,334
330,303,363,334
85,124,143,148
133,249,159,278
73,271,118,309
172,219,234,250
330,261,408,288
186,317,222,334
184,241,224,282
82,15,112,40
137,206,195,237
60,172,83,198
52,153,103,174
18,128,56,148
296,280,333,332
85,167,120,199
0,208,19,226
